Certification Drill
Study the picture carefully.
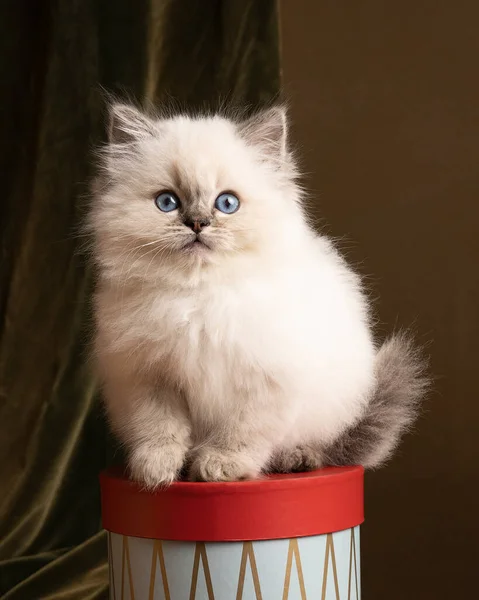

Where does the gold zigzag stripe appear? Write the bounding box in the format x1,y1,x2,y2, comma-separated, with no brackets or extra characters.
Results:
236,541,263,600
282,538,307,600
121,536,135,600
321,533,340,600
113,530,358,599
347,528,359,600
189,542,215,600
148,540,171,600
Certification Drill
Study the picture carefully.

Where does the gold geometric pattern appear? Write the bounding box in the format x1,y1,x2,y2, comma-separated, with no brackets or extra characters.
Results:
347,528,359,600
111,528,360,599
321,534,340,600
148,540,171,600
189,542,215,600
236,541,263,600
282,538,307,600
121,535,135,600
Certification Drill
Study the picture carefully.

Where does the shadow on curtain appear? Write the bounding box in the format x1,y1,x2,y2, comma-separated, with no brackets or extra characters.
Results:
0,1,280,597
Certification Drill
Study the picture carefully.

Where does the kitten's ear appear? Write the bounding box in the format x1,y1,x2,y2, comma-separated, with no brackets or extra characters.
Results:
108,103,156,144
238,106,288,161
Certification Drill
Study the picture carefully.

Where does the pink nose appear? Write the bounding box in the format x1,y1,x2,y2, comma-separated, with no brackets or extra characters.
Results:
184,219,211,233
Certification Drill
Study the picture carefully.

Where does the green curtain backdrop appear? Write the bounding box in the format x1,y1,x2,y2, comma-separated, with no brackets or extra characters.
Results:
0,1,280,598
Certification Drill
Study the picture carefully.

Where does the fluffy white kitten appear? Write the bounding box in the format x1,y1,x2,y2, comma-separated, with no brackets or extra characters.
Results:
90,102,427,487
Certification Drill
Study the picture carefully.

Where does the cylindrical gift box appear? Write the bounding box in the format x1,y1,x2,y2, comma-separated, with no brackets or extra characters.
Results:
100,466,363,599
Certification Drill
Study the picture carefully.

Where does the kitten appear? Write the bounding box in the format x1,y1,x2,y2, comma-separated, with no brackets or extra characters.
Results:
90,102,428,487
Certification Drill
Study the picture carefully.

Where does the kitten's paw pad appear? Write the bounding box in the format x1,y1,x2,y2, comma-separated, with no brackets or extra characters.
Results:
129,444,186,489
189,449,260,482
271,445,323,473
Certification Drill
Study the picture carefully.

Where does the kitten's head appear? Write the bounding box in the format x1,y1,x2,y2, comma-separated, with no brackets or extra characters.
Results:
91,102,306,282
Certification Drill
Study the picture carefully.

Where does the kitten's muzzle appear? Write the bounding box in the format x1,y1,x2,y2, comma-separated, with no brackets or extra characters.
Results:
183,218,211,234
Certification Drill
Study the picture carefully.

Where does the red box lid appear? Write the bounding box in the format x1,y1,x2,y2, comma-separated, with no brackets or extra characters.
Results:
100,466,364,542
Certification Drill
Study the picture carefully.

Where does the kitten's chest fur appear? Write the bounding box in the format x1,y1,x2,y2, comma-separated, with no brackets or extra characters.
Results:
99,277,282,409
97,253,375,439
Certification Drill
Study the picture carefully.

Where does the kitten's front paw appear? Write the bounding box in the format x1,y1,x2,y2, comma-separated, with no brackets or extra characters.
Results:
189,448,260,482
129,443,186,489
270,444,323,473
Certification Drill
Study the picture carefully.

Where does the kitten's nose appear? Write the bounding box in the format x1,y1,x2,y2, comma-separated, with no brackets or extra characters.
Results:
183,218,211,234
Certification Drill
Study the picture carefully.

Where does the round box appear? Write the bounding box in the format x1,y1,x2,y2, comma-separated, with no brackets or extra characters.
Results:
100,466,363,599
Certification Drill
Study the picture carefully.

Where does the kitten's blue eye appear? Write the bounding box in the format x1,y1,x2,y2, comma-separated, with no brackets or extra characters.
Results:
215,192,240,214
155,192,179,212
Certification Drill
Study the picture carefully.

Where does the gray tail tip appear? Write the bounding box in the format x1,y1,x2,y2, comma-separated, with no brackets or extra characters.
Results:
324,332,431,469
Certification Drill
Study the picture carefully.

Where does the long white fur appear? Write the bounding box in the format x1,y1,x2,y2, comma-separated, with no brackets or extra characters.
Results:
90,103,377,486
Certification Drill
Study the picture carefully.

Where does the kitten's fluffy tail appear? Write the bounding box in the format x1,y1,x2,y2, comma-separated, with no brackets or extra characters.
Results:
324,334,429,469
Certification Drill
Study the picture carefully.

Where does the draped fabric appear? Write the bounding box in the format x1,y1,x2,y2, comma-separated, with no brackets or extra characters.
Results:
0,1,280,597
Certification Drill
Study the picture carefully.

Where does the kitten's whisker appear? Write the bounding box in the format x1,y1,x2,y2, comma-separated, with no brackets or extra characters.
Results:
134,239,167,249
121,242,165,281
116,240,166,307
141,243,173,290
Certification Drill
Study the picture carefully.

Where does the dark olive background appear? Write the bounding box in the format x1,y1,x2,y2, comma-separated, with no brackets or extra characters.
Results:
281,1,479,598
